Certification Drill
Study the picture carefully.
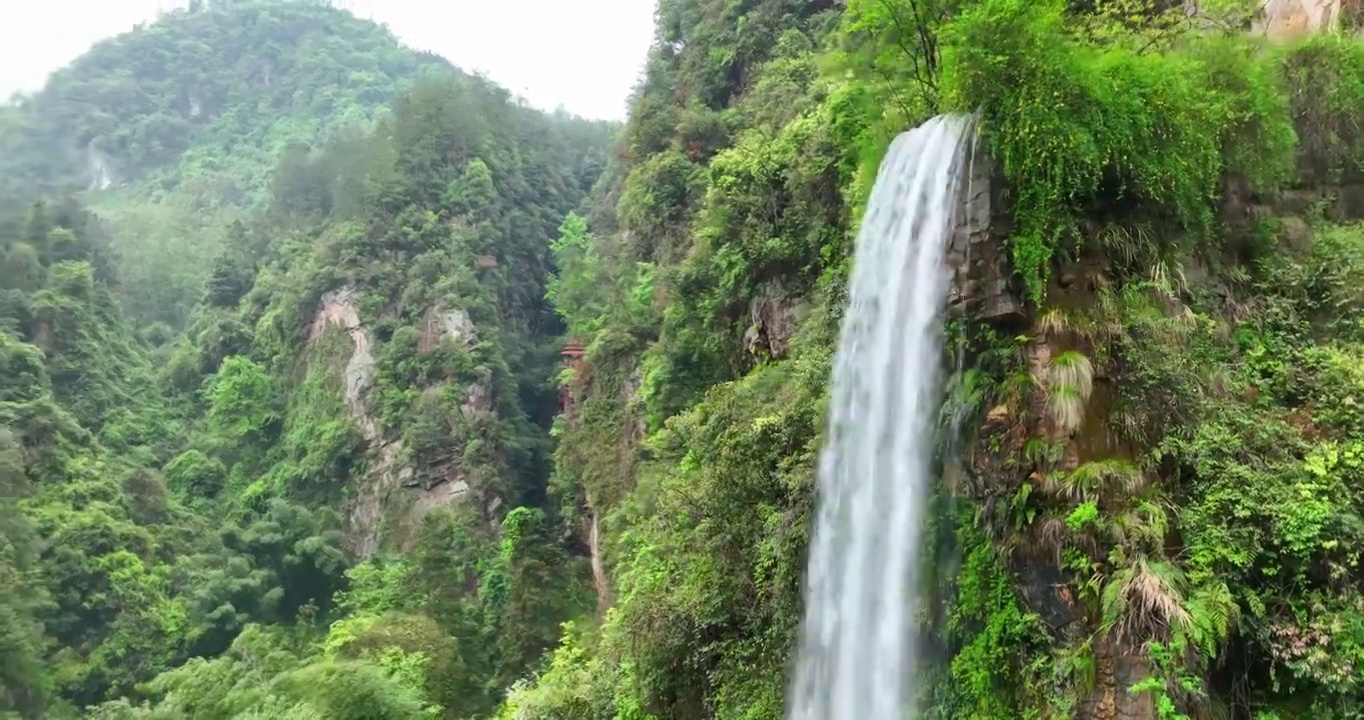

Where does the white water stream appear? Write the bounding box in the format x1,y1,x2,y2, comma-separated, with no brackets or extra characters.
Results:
788,114,976,720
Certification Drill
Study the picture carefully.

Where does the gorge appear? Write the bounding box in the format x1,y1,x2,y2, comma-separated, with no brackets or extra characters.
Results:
2,1,1364,719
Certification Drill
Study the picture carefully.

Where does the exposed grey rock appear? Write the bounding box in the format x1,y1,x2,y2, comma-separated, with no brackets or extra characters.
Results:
312,288,483,557
622,366,647,446
743,280,803,359
462,381,492,417
310,287,378,439
419,305,478,353
945,149,1025,327
441,308,475,345
590,511,611,615
412,478,471,520
1254,0,1352,37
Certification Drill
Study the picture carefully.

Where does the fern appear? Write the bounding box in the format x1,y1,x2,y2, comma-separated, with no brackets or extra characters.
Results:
1179,582,1239,659
1043,459,1145,503
1101,557,1191,647
1023,437,1062,466
1038,308,1098,341
1000,368,1037,411
1046,350,1093,434
1099,223,1158,268
1108,500,1167,553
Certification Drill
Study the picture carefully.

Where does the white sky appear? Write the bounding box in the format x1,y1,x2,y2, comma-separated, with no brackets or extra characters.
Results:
0,0,656,120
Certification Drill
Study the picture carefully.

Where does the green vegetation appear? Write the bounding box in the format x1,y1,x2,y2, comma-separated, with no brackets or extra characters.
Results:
6,0,1364,718
1,0,454,332
510,1,1364,719
1,1,611,717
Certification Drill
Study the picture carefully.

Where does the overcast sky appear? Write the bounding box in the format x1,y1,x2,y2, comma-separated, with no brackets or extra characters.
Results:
0,0,656,120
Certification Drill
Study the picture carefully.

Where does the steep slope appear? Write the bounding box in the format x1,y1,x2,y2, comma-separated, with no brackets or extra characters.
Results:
0,0,445,203
75,71,611,720
0,0,454,331
504,1,1364,720
164,70,614,553
507,1,869,715
1,197,228,711
0,3,616,718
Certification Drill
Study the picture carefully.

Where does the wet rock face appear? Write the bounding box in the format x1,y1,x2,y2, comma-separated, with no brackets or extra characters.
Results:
951,157,1160,719
1076,640,1158,720
946,149,1026,329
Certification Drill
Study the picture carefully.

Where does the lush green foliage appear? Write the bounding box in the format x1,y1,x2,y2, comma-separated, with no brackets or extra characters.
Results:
0,0,455,332
0,1,613,717
512,2,1364,720
10,0,1364,718
940,0,1296,301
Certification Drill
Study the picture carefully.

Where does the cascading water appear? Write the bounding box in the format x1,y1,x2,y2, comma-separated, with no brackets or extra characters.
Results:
788,113,976,720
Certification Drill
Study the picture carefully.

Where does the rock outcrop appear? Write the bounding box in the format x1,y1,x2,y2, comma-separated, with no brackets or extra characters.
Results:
946,143,1026,328
949,150,1158,719
309,287,485,557
1256,0,1358,37
1182,0,1360,36
743,280,803,359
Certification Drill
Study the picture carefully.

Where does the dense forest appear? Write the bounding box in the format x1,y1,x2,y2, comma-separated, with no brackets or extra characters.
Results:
4,0,1364,718
0,0,457,331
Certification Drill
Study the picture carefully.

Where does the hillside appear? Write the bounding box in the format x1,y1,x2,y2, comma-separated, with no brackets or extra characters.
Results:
0,0,450,204
0,0,458,331
0,1,613,717
7,0,1364,719
503,1,1364,719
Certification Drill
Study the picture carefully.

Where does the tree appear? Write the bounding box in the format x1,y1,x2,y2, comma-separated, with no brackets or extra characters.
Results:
188,501,347,656
0,428,49,718
494,507,581,688
545,212,608,340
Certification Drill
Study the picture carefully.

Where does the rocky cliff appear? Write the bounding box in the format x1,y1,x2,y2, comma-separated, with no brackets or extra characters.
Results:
941,10,1364,716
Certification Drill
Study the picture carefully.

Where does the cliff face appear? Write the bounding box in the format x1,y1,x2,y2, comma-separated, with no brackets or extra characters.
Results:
498,2,1364,718
943,13,1364,717
306,287,489,556
1257,0,1361,37
950,156,1164,719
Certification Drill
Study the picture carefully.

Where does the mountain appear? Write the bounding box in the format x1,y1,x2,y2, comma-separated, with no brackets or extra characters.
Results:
0,0,450,205
0,0,458,331
0,1,613,716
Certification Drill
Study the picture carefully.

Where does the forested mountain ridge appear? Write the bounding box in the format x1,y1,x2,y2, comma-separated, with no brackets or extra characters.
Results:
0,0,447,205
0,0,462,332
1,1,615,717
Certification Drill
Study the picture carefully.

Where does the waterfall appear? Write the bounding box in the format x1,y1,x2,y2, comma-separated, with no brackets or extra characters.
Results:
788,114,975,720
